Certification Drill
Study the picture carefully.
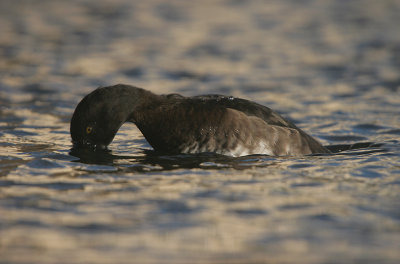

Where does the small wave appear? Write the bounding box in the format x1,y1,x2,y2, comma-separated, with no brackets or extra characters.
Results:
325,142,385,155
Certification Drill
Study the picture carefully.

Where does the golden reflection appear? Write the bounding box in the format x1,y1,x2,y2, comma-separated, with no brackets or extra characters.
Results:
1,0,400,263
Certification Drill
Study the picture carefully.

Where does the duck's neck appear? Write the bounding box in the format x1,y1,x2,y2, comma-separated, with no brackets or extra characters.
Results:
106,85,162,124
93,85,160,139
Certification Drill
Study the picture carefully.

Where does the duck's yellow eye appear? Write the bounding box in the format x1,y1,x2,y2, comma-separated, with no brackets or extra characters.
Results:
86,126,93,134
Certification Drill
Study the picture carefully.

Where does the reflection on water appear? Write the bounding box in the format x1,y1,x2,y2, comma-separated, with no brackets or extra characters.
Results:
69,141,386,171
1,0,400,263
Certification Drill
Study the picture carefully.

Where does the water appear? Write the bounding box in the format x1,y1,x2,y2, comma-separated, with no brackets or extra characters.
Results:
1,0,400,263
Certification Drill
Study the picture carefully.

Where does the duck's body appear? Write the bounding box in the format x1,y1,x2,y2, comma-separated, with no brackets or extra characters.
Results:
70,84,330,157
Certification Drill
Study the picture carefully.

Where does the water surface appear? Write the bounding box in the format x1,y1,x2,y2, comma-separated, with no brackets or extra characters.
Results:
1,0,400,263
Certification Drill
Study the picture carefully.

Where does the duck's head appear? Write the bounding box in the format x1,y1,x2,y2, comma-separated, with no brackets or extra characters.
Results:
70,85,143,151
70,91,116,151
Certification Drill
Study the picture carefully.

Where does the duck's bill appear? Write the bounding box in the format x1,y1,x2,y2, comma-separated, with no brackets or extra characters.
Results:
72,140,109,152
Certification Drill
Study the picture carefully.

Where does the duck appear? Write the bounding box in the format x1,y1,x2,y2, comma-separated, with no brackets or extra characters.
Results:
70,84,330,157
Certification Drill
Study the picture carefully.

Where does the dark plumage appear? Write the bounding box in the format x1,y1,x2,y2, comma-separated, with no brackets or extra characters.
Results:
70,84,330,156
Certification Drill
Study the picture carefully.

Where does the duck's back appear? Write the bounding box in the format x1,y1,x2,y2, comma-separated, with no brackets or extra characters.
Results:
133,94,330,156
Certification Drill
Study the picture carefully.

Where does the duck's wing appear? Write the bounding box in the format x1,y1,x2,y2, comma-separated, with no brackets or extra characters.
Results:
189,95,330,154
192,95,297,128
136,94,329,155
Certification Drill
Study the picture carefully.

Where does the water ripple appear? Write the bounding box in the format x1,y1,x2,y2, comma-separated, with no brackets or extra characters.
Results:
1,0,400,263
